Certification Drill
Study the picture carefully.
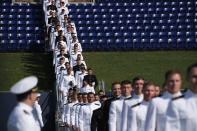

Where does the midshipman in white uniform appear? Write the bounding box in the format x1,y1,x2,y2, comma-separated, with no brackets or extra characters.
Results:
109,80,133,131
78,92,101,131
127,82,155,131
145,70,182,131
121,77,144,131
7,76,40,131
165,63,197,131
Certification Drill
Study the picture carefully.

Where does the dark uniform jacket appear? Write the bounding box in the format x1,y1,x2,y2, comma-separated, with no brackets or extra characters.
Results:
47,5,57,11
102,97,120,131
48,16,58,24
83,75,98,88
73,64,83,75
57,54,70,59
91,107,104,131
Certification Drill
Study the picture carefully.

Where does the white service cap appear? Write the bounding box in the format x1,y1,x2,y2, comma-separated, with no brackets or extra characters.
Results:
10,76,38,95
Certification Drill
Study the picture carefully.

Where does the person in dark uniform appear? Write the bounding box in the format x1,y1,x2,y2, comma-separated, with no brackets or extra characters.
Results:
91,95,108,131
83,68,98,88
55,31,67,44
102,82,121,131
48,12,58,24
98,90,105,97
73,60,85,75
47,1,57,11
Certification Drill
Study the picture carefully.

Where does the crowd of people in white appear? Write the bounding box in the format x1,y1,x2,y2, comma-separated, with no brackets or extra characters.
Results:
42,1,197,131
43,0,101,131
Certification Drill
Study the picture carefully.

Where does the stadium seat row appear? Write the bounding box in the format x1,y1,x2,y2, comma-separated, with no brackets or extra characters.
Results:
67,0,197,51
0,2,45,51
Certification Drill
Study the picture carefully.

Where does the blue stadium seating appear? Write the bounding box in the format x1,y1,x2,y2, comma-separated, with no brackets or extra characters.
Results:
68,0,196,51
0,1,45,51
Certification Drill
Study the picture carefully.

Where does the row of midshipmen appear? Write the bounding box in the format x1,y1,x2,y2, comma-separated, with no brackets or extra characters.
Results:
61,89,107,131
43,0,100,105
7,0,91,131
58,74,158,131
6,48,197,131
43,2,104,131
105,63,197,131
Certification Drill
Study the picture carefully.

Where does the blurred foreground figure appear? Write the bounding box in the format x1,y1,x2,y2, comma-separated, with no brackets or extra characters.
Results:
7,76,40,131
165,63,197,131
145,70,182,131
127,82,155,131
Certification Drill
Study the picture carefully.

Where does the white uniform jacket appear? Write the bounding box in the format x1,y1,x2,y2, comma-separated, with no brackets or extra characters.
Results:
70,101,79,126
121,94,144,131
109,96,126,131
56,64,66,77
75,103,85,128
53,49,60,65
75,71,88,89
7,102,40,131
55,56,69,71
144,91,182,131
59,74,76,96
69,42,82,54
127,100,149,131
78,102,101,131
80,85,95,94
70,52,83,68
59,70,74,85
63,102,74,124
33,101,44,128
165,89,197,131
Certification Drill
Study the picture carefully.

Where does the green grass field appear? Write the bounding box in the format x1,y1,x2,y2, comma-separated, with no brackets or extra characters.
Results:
84,51,197,91
0,53,55,91
0,51,197,92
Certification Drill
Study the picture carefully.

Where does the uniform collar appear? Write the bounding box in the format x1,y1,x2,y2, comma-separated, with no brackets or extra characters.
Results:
141,100,149,105
133,93,144,100
88,102,94,106
67,73,72,76
18,102,33,113
72,100,78,104
94,100,101,104
116,95,121,98
123,95,131,99
119,95,124,100
163,91,182,98
133,93,143,98
84,84,91,88
172,91,182,98
58,64,65,67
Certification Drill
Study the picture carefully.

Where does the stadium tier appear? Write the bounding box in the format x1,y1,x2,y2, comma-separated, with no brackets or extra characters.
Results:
68,0,197,51
0,1,45,51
